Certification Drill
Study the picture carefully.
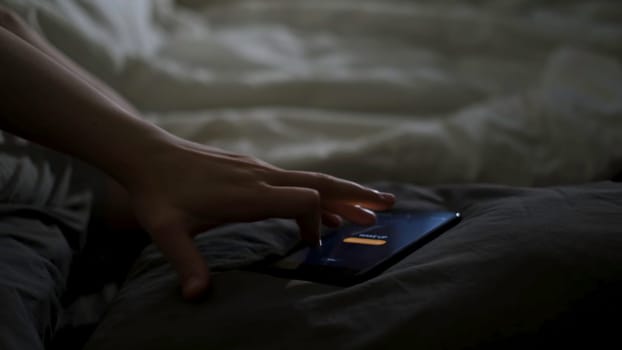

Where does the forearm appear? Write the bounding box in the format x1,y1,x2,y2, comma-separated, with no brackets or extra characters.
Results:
0,27,173,186
0,7,137,114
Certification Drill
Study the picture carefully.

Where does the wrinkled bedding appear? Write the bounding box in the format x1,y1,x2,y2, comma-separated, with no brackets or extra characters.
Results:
1,1,621,348
84,181,622,350
0,133,94,350
2,0,622,184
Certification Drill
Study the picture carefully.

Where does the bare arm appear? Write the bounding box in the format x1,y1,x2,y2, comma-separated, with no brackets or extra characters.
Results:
0,6,137,114
0,25,395,299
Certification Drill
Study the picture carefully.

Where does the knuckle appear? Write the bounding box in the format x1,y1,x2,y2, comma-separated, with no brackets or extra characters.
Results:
236,154,266,168
251,164,282,184
301,188,321,208
0,7,21,28
311,172,332,188
236,154,254,162
251,165,272,179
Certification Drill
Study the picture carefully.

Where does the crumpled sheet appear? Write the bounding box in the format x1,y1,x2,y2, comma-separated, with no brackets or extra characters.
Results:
2,0,622,185
83,181,622,350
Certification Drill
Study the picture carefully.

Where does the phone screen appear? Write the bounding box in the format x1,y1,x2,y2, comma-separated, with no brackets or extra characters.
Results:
272,211,460,278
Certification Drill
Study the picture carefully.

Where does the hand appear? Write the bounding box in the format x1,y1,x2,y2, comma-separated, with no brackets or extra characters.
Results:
125,138,396,300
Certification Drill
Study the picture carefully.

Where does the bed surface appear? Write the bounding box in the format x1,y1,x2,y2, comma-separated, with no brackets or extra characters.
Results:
85,181,622,350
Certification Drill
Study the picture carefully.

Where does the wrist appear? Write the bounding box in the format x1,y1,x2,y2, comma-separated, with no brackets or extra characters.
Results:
94,120,183,190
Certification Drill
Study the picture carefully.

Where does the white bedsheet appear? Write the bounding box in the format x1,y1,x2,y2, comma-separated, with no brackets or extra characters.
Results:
3,0,622,184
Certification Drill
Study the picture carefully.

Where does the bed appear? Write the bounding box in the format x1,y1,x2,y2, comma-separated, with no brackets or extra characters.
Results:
84,181,622,349
0,0,621,349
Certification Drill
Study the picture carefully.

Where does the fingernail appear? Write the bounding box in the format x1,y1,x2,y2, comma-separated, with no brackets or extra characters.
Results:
355,206,377,225
380,192,396,202
359,206,375,215
335,216,344,227
183,277,207,300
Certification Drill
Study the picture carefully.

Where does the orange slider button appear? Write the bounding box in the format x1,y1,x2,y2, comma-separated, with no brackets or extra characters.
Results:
343,237,387,246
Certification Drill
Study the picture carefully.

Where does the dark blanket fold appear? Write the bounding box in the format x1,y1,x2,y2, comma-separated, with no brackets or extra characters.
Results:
85,181,622,350
0,136,93,350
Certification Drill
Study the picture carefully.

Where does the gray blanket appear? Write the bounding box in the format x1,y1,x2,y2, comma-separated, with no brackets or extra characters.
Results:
85,181,622,350
0,134,93,350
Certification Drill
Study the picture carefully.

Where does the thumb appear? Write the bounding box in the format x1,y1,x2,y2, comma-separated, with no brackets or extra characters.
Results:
150,227,210,301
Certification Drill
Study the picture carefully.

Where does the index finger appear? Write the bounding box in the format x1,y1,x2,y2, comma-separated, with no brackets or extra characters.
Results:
269,170,395,209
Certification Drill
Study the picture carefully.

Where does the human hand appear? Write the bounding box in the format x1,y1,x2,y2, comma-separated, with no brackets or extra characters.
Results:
122,137,396,300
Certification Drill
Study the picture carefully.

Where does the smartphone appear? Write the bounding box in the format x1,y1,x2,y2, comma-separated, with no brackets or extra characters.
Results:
251,210,461,286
